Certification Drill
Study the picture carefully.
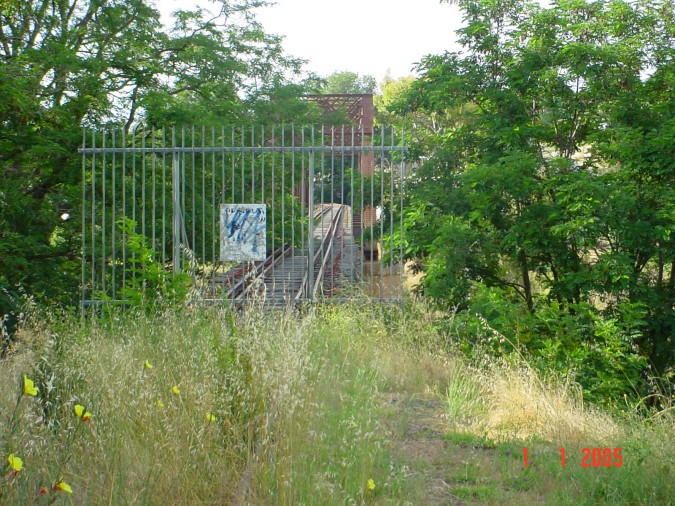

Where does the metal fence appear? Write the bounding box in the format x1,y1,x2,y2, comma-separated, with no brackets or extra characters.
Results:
80,125,408,306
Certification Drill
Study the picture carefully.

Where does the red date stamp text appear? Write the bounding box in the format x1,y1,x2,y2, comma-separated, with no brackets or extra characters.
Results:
522,448,623,468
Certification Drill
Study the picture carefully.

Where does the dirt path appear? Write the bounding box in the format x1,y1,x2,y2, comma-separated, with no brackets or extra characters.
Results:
382,392,461,505
382,392,532,505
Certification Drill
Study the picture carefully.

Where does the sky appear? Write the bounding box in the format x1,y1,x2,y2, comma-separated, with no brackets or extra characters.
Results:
156,0,464,81
255,0,463,79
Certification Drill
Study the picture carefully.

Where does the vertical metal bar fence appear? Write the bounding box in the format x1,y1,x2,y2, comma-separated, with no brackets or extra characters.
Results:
80,125,407,308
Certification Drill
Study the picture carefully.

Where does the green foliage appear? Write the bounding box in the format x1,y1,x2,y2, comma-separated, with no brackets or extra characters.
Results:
441,285,651,405
0,0,309,317
110,218,191,307
394,0,675,403
249,83,326,124
375,74,415,125
320,71,377,95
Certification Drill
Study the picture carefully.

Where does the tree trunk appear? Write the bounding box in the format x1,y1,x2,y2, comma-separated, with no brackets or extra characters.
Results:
520,249,534,313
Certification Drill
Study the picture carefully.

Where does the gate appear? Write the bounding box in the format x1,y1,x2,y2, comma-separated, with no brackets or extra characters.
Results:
79,125,407,306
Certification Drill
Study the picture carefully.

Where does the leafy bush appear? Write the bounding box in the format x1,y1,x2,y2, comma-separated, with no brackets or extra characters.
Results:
439,284,649,406
100,218,192,307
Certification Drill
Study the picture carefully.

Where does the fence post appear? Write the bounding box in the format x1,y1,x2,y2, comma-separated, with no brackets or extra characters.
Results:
308,150,315,299
172,152,181,272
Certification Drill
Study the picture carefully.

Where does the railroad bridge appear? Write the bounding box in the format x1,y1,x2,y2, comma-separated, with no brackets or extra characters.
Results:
208,204,355,306
79,100,408,307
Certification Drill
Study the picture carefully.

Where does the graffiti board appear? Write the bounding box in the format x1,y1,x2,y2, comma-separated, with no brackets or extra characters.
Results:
220,204,267,261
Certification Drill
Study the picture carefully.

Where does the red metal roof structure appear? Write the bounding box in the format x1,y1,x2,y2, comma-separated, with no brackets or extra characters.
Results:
304,94,374,135
304,94,374,175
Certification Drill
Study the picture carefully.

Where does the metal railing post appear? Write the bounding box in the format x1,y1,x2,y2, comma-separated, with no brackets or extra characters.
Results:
308,150,315,299
172,152,181,272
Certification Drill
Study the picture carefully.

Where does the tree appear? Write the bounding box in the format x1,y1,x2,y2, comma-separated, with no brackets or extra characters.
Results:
375,73,414,125
321,71,377,94
0,0,306,327
394,0,674,399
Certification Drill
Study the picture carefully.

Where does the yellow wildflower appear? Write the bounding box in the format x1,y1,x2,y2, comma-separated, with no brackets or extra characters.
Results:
74,404,92,422
144,360,153,369
367,479,375,491
53,480,73,494
205,412,216,422
172,386,180,395
156,400,165,408
7,454,23,473
23,375,38,396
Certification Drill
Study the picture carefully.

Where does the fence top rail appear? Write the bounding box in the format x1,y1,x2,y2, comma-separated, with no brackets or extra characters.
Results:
79,145,407,154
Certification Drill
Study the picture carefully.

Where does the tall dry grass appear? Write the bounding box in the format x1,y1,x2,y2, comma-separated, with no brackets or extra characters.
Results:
2,306,250,504
468,360,619,445
1,299,672,505
0,301,420,505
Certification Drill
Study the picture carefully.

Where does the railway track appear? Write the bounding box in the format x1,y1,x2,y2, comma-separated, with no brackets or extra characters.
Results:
206,204,349,305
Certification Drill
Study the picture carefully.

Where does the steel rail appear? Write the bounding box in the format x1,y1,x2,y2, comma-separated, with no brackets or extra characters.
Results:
222,244,292,300
79,146,406,155
295,205,345,300
312,206,344,297
223,205,332,302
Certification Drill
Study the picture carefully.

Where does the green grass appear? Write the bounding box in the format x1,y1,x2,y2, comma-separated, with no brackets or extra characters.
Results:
0,302,421,504
430,435,674,505
437,354,675,505
0,300,673,505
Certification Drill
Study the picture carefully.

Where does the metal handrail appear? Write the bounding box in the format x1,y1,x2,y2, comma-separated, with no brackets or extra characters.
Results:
313,206,344,297
224,244,291,300
295,205,344,300
226,205,333,301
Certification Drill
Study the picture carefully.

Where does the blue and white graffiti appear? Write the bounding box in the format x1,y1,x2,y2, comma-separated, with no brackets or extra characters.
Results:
220,204,267,261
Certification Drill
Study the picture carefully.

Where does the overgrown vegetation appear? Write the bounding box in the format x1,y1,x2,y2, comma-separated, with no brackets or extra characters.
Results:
0,302,424,504
100,217,192,307
393,0,675,406
439,351,674,505
3,0,669,410
1,303,672,504
0,0,322,321
1,1,674,501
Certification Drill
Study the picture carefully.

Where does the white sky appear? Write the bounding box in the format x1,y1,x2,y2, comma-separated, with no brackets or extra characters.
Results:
255,0,464,79
155,0,464,81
